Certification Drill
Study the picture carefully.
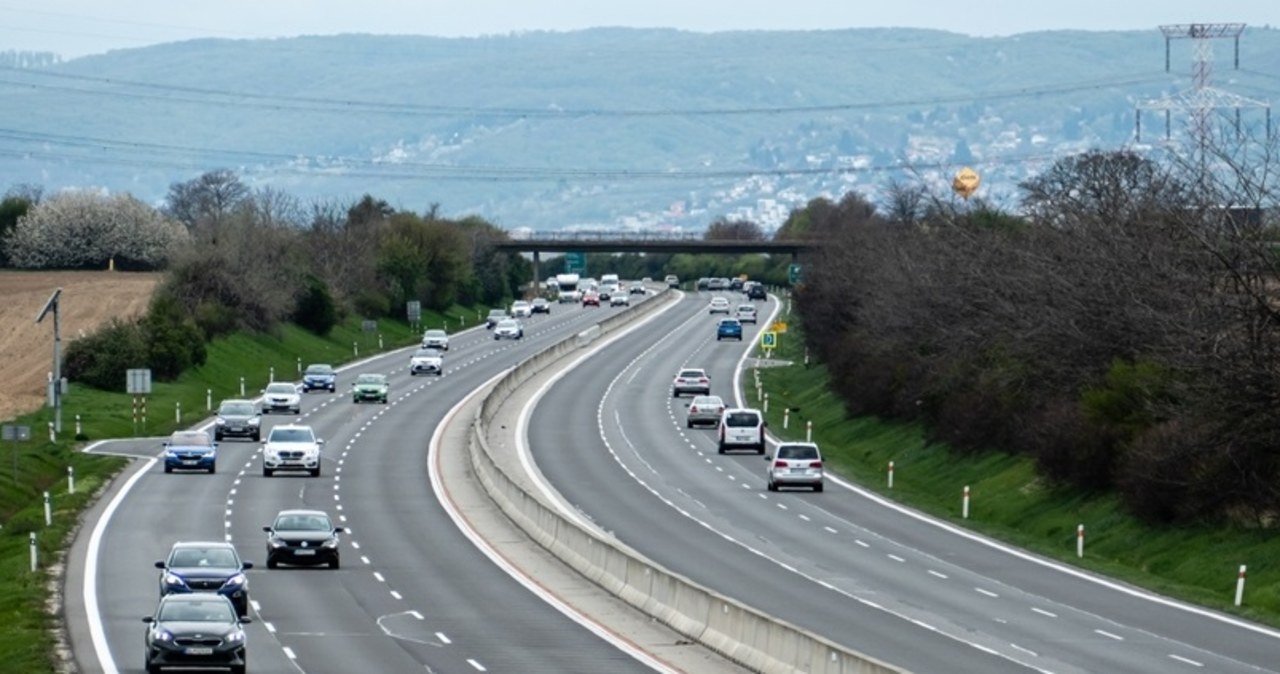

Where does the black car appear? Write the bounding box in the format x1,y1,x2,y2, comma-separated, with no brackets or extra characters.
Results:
747,283,767,300
143,593,249,674
213,400,261,442
156,541,253,616
301,363,337,392
264,509,346,569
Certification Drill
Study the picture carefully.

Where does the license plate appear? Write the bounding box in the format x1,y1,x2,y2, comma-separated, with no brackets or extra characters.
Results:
293,549,316,556
185,647,213,655
182,460,198,466
790,467,808,474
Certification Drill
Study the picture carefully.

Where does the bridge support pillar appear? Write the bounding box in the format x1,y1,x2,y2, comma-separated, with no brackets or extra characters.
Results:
531,250,540,298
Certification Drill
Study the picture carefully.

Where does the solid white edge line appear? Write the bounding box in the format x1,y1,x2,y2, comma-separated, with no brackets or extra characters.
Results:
429,370,680,674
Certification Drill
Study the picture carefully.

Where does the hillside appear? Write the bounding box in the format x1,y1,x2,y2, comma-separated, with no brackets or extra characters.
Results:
0,27,1277,229
0,271,160,422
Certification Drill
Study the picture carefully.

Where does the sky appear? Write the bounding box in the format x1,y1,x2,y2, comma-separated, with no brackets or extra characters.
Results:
0,0,1276,60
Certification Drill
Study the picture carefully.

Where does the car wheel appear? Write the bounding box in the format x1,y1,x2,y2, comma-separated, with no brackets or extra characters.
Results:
494,335,500,340
311,466,322,477
410,371,416,376
687,420,693,428
329,385,336,392
209,464,216,474
293,406,300,414
163,465,172,474
757,444,766,455
263,468,273,477
718,443,726,455
251,433,260,442
329,557,340,570
814,483,824,493
267,557,278,569
262,409,269,415
231,664,246,674
215,432,223,442
767,479,777,492
146,653,161,674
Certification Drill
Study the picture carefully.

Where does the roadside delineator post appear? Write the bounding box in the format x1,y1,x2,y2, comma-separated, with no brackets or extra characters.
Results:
353,342,359,357
1077,524,1085,558
43,491,51,526
888,461,895,489
29,533,37,572
48,421,55,443
962,485,971,519
783,408,790,430
206,389,212,412
67,466,74,495
805,420,813,442
239,377,245,397
379,334,384,350
296,357,302,376
75,414,81,437
1236,565,1247,606
763,393,769,414
269,366,275,383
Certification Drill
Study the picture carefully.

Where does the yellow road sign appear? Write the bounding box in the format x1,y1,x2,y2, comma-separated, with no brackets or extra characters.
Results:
770,321,788,333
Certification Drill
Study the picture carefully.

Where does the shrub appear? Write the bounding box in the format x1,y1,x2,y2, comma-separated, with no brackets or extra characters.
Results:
143,292,207,380
63,318,148,391
294,275,338,336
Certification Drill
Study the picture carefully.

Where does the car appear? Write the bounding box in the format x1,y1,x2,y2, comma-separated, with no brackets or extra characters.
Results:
716,318,743,341
301,363,336,392
747,283,768,301
409,347,444,376
531,297,551,314
766,442,825,492
493,318,524,340
629,281,646,295
582,291,601,307
142,594,249,674
730,277,745,291
261,424,324,477
214,400,260,442
421,329,450,351
351,373,389,403
708,297,731,314
696,277,711,291
155,541,253,616
665,274,680,288
686,395,726,428
263,508,346,569
162,431,218,474
610,292,631,307
708,277,729,291
718,407,766,454
485,308,508,329
735,304,758,324
511,300,532,318
261,382,301,415
598,284,617,301
672,368,711,397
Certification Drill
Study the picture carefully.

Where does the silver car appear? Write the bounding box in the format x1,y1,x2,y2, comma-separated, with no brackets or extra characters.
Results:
262,382,300,415
766,442,824,492
685,395,725,428
671,368,710,398
493,318,524,340
421,329,449,351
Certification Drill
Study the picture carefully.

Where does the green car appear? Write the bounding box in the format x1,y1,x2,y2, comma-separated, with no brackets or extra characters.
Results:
351,373,389,404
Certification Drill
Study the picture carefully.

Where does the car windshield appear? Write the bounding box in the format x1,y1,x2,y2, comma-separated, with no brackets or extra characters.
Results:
725,412,760,427
170,546,238,568
266,383,295,394
268,428,315,443
513,301,529,308
778,445,819,460
158,599,235,623
219,402,255,416
424,330,446,339
488,310,506,317
691,396,723,407
720,320,740,327
678,370,705,379
414,349,440,358
356,374,385,385
498,320,518,329
305,365,334,375
738,306,755,313
274,513,332,531
170,432,211,447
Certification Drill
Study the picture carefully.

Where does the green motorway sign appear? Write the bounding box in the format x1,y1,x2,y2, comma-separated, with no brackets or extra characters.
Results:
788,263,802,285
564,252,587,274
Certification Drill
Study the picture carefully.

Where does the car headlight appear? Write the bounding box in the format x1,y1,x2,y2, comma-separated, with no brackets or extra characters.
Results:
163,573,186,588
321,538,339,548
267,537,286,548
215,418,227,426
154,629,174,642
226,629,245,643
248,417,260,426
225,573,247,587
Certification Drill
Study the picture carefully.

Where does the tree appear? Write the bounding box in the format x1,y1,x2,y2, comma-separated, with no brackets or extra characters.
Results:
4,191,189,270
164,169,249,235
0,192,35,267
704,218,765,241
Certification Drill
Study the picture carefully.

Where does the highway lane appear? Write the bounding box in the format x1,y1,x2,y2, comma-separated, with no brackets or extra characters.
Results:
69,297,668,674
528,289,1280,673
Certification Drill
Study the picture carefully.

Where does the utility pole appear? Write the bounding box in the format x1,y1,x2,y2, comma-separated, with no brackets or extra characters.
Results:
1136,23,1270,182
35,289,63,434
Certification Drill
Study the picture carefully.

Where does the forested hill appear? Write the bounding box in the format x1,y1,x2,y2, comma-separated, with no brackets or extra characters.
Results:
1,26,1278,229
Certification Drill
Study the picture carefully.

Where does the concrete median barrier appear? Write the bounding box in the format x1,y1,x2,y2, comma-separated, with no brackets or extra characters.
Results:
466,290,908,674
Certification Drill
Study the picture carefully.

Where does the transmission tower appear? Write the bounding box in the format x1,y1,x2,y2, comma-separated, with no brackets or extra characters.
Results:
1135,23,1271,160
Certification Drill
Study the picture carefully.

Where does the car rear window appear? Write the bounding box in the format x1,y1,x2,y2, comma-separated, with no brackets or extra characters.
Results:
725,412,761,427
778,445,819,460
678,370,704,378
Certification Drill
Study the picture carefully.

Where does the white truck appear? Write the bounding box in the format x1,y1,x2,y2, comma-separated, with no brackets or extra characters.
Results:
556,273,582,303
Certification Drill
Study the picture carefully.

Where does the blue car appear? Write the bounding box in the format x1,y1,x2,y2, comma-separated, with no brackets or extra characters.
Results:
156,541,253,616
716,318,743,341
301,363,337,392
162,431,217,474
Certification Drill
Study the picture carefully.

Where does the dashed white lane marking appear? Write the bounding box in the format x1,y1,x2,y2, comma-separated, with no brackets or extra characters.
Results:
798,514,811,521
467,659,487,671
409,610,424,620
436,632,451,644
373,572,385,582
975,588,999,598
888,554,905,562
1169,654,1204,667
855,539,869,548
283,646,297,659
263,621,276,633
361,556,371,565
1031,607,1058,619
823,526,838,534
927,570,948,579
1095,629,1123,641
1010,644,1038,657
390,590,402,600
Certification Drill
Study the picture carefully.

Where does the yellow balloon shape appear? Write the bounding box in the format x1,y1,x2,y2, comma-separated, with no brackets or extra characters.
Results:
953,167,981,200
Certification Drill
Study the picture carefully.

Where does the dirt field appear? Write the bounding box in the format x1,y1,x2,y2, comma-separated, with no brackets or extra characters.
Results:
0,270,161,422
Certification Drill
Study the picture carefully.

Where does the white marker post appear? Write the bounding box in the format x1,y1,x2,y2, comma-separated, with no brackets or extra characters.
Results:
239,377,245,397
763,393,769,414
888,461,895,489
43,491,51,526
1077,524,1085,558
29,533,37,572
269,366,275,383
296,357,302,376
353,342,359,357
783,408,790,430
48,421,55,443
67,466,74,495
756,384,762,403
1235,565,1247,607
962,485,971,519
175,402,181,424
805,420,813,443
206,388,212,411
804,348,810,366
75,414,81,437
379,334,384,350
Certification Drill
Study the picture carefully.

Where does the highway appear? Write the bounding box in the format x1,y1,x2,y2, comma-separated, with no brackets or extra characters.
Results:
527,289,1280,674
63,297,671,674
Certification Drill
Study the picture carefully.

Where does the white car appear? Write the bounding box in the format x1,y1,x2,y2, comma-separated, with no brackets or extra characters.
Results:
735,304,758,324
766,442,824,492
610,293,630,306
262,424,324,477
409,347,443,376
511,300,532,318
493,319,524,340
262,382,301,415
708,297,731,314
421,329,449,351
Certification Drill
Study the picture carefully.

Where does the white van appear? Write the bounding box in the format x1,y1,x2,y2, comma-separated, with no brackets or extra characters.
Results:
718,408,766,454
